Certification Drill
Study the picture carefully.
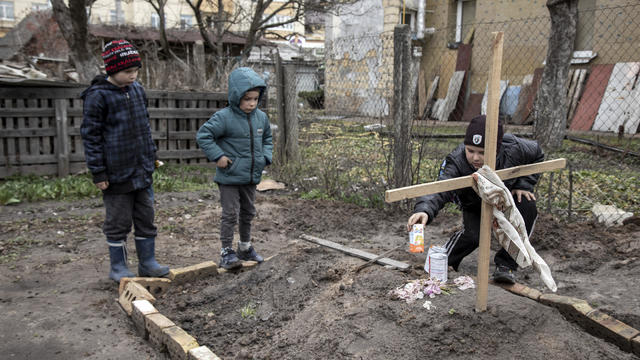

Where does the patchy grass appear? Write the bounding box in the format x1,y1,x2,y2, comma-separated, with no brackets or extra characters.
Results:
273,120,640,219
0,165,216,205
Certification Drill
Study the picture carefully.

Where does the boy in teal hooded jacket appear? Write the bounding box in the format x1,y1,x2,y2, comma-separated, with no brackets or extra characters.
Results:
196,67,273,269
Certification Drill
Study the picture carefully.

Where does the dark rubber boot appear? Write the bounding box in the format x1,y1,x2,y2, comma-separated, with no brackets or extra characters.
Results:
135,237,170,277
108,241,135,282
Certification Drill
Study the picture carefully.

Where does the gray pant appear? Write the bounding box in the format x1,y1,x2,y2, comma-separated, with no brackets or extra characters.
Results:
103,186,157,242
218,184,256,249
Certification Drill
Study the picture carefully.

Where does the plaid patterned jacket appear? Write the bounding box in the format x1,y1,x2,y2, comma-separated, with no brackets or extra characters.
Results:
80,75,156,193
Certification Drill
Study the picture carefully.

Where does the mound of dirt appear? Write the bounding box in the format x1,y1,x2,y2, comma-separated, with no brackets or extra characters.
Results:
1,191,638,359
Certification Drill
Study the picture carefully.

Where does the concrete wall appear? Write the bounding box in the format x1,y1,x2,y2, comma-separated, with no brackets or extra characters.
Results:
324,0,399,117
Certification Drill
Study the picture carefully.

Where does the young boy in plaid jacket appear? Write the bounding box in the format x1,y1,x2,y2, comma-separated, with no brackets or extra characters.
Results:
80,39,169,282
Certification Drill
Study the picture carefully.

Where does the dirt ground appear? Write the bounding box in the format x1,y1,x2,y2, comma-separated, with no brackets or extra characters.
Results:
1,188,639,359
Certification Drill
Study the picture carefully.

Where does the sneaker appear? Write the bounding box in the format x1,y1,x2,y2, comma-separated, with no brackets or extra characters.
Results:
220,247,242,270
237,246,264,263
493,265,516,284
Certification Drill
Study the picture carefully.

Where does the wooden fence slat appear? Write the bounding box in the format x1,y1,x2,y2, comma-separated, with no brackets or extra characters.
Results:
55,99,70,176
0,128,57,137
0,87,83,99
146,90,226,101
42,99,52,156
72,99,83,157
16,99,28,163
148,108,219,118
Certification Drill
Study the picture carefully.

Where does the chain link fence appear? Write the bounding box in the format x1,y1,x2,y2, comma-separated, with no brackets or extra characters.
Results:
274,4,640,226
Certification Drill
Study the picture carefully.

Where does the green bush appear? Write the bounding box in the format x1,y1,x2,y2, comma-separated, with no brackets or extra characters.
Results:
298,89,324,109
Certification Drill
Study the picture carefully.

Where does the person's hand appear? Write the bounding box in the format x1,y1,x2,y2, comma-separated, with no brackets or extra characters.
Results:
216,156,232,169
95,181,109,190
512,189,536,202
406,212,429,232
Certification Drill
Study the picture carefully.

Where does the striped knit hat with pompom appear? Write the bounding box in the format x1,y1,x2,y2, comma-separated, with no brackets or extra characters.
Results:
102,39,141,75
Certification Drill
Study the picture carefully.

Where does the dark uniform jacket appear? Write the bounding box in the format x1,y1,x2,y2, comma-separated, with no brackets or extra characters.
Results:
414,133,544,224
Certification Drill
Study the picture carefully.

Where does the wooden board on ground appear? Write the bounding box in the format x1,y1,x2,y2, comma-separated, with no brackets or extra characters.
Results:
511,74,534,125
570,64,615,131
418,69,427,118
592,62,640,133
481,80,509,115
422,76,439,119
436,71,466,121
625,79,640,134
299,234,410,271
436,50,458,100
451,44,473,121
516,67,544,125
567,69,587,126
462,93,483,122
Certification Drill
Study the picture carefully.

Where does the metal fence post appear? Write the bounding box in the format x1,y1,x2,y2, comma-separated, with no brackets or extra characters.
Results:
54,99,70,177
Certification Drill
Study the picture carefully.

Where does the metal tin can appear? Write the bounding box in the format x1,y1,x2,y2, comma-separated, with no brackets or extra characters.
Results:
425,246,448,283
409,224,424,253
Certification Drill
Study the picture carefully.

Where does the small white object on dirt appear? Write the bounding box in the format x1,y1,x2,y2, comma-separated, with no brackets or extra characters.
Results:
591,204,634,227
257,179,286,192
364,123,386,131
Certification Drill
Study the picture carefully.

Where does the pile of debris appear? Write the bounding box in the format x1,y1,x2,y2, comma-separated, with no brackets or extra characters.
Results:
0,60,79,83
0,61,48,80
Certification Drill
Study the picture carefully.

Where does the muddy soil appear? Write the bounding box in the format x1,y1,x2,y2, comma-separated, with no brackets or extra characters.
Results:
0,189,639,359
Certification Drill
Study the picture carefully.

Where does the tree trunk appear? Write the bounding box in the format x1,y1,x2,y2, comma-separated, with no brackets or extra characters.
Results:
533,0,578,150
392,25,416,190
51,0,101,83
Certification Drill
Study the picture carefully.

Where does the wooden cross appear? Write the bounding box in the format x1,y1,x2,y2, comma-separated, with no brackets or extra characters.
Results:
385,32,566,312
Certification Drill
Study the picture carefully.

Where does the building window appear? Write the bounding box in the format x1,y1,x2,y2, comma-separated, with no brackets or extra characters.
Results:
32,1,51,11
180,14,193,29
151,13,160,28
0,1,15,20
263,14,294,31
110,9,118,24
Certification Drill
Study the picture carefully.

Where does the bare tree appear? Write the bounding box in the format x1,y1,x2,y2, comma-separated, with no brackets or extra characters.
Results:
533,0,578,150
144,0,189,70
50,0,101,83
239,0,304,63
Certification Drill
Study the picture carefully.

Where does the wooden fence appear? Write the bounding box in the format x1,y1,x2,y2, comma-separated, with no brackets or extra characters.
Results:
0,85,228,178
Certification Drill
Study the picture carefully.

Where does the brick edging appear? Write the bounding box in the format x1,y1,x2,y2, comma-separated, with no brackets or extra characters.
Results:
117,260,261,359
494,281,640,357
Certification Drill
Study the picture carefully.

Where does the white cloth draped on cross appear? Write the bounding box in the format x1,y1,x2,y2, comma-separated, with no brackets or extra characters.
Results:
471,165,557,292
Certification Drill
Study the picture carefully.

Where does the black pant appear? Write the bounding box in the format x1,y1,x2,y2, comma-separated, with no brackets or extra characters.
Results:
445,196,537,271
218,184,256,249
103,186,157,242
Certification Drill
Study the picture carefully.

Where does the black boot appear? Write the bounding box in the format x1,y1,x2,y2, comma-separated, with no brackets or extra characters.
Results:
135,237,170,277
108,241,135,282
493,265,516,284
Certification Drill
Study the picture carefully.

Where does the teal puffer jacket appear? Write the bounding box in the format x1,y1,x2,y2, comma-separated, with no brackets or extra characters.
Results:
196,67,273,185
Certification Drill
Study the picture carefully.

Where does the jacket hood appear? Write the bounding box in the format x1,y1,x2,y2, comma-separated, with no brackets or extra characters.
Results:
228,67,266,109
80,74,122,99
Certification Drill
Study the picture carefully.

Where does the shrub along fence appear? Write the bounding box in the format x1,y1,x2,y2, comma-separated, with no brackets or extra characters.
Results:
0,84,227,178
